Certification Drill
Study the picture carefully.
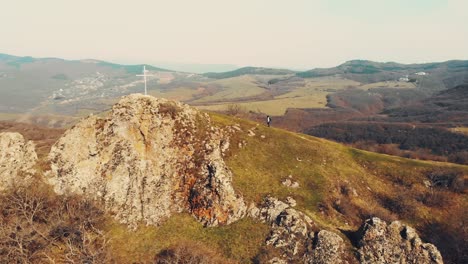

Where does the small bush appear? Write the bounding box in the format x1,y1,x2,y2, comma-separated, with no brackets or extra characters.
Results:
449,173,466,193
226,104,247,117
426,169,465,193
0,184,111,263
448,151,468,165
376,193,418,219
417,190,452,208
332,198,361,223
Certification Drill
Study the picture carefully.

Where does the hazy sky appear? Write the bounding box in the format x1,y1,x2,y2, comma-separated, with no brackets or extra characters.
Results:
1,0,467,69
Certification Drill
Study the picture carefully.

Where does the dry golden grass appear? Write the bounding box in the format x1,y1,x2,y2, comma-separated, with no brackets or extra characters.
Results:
0,112,21,121
105,214,269,263
196,94,328,115
450,127,468,135
210,112,467,262
150,87,201,102
192,76,267,104
195,76,361,115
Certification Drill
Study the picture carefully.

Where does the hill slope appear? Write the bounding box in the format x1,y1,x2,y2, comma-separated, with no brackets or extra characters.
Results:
202,66,295,79
0,53,172,114
0,96,466,263
0,53,171,73
297,60,468,92
210,113,465,263
384,84,468,123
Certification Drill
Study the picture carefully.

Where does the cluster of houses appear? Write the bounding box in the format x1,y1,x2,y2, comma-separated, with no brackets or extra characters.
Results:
399,71,427,82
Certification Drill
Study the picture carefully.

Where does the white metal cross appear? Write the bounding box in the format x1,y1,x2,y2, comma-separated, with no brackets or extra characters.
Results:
136,65,154,95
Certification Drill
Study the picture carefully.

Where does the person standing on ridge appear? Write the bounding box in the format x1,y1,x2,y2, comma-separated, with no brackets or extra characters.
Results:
267,115,271,127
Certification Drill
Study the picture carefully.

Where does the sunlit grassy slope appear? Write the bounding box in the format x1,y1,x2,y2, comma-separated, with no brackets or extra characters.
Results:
0,112,22,121
195,76,358,115
196,93,329,115
194,76,418,115
450,127,468,135
192,76,267,104
106,112,467,263
107,215,269,263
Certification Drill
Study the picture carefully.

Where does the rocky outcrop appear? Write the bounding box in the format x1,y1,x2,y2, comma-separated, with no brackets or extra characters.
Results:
357,217,443,264
311,230,345,264
0,132,37,190
48,94,246,227
251,198,442,264
252,196,345,264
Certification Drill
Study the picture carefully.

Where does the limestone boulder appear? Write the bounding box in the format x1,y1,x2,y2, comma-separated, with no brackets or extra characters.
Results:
357,217,443,264
0,132,37,190
48,94,246,227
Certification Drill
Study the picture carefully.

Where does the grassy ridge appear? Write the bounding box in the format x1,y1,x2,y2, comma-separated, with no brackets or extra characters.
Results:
5,112,464,262
203,67,294,79
211,113,467,261
106,214,269,263
105,112,466,262
106,114,468,263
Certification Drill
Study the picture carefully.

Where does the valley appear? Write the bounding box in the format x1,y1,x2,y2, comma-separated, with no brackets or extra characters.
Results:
1,53,467,167
2,54,466,120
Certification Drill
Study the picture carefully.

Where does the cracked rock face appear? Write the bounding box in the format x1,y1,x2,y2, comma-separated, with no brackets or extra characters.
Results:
254,201,442,264
48,94,246,227
254,196,345,264
311,230,344,264
0,132,37,190
259,197,315,262
357,217,443,264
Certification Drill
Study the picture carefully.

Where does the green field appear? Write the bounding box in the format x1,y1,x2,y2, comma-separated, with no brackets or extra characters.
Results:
192,76,267,104
195,76,359,115
196,93,328,115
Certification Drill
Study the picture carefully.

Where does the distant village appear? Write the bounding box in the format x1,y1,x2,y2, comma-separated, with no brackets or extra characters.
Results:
398,71,427,82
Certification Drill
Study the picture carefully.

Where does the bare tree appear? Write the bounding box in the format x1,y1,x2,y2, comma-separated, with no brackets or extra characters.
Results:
0,186,112,263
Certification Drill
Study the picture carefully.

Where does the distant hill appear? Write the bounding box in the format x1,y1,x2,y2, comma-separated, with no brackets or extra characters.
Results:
153,62,239,73
1,52,467,130
0,53,173,113
202,66,295,79
299,84,468,165
383,84,468,123
0,53,171,73
297,60,468,91
297,59,468,77
92,61,170,74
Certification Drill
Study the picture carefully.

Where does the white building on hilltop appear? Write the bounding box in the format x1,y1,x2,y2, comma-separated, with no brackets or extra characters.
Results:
399,75,410,82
